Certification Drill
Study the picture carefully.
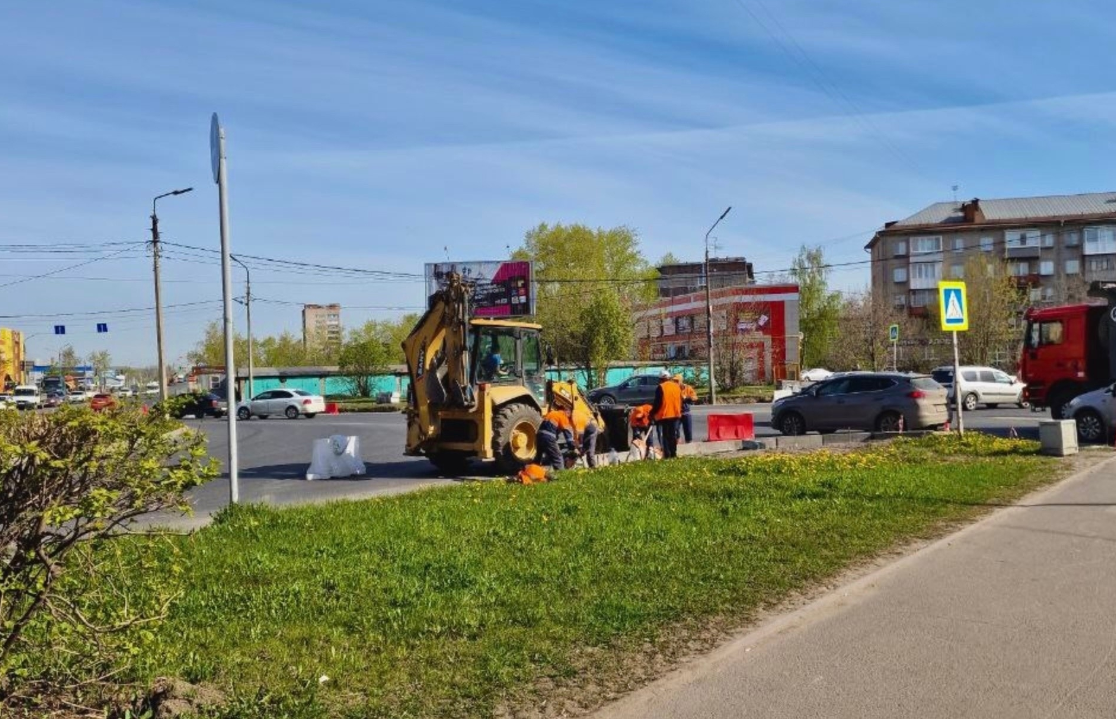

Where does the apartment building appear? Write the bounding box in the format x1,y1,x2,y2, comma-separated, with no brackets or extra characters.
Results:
868,192,1116,313
301,303,343,348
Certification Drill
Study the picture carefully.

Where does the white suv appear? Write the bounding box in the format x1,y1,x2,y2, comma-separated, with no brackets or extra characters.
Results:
930,366,1027,411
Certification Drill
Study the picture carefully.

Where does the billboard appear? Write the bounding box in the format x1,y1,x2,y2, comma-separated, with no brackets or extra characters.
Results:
425,260,534,317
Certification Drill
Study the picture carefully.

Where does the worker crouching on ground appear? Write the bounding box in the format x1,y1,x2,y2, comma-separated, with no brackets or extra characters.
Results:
651,369,683,458
675,374,697,443
537,402,575,471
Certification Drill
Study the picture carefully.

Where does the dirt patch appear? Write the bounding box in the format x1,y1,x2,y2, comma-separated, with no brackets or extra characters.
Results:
494,449,1115,719
145,677,227,719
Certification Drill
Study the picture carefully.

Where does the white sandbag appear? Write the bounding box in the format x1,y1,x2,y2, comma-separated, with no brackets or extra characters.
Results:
306,435,366,480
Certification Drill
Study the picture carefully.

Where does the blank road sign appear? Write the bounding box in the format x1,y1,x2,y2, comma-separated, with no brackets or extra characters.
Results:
938,281,969,332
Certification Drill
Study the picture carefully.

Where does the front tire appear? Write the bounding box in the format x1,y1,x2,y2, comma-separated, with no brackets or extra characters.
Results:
963,393,978,412
492,402,542,474
285,406,300,419
778,411,805,436
1074,409,1107,444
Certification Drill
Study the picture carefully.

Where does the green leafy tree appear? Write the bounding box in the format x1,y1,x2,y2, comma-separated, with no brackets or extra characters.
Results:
514,223,655,387
828,290,916,371
87,350,112,388
338,321,398,397
790,246,841,369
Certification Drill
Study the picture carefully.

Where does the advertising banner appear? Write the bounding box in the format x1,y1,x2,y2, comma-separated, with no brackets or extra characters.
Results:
425,260,534,317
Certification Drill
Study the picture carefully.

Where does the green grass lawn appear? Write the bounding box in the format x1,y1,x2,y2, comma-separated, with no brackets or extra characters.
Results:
80,435,1058,717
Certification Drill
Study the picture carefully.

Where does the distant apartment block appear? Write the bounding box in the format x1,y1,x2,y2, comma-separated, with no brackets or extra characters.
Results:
868,192,1116,314
302,303,342,347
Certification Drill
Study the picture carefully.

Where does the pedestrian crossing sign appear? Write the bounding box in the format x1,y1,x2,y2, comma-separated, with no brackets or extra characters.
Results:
938,281,968,332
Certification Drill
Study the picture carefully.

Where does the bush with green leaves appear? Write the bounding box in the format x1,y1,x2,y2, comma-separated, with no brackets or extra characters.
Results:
0,406,217,709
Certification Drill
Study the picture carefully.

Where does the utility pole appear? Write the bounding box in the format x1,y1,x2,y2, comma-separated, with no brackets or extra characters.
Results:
151,187,194,402
232,255,254,400
211,112,239,504
704,206,732,405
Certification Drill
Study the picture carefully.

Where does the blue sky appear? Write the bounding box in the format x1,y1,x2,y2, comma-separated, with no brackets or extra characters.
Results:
2,0,1115,366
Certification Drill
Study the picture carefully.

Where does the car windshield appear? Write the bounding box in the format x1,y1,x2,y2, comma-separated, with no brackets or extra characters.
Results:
910,377,943,391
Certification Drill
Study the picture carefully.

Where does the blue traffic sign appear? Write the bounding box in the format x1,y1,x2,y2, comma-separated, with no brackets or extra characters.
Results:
96,323,108,333
938,281,969,332
53,325,65,335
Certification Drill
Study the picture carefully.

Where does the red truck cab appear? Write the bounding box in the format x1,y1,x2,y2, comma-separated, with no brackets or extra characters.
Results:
1020,303,1111,418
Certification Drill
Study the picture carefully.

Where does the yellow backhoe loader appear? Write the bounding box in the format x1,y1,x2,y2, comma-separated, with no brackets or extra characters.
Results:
401,271,613,474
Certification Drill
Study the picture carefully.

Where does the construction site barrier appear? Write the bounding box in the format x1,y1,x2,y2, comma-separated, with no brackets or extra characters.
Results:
325,402,340,415
707,413,755,442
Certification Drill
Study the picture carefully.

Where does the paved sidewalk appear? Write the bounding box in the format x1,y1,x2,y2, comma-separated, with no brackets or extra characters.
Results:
595,455,1116,719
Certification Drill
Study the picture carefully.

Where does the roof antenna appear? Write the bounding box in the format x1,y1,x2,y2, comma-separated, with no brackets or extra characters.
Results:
952,184,959,203
443,245,450,262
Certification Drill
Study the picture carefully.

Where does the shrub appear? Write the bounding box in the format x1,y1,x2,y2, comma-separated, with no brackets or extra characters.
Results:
0,406,218,707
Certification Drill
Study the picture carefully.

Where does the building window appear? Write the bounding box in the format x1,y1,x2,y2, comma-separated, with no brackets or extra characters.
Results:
893,294,906,308
1005,228,1040,249
1042,286,1055,301
1029,287,1042,302
910,236,942,254
892,267,908,283
1010,261,1031,277
1084,226,1116,255
893,240,907,257
952,237,964,253
911,262,941,281
1039,260,1054,276
1065,230,1081,247
980,236,994,252
1065,259,1080,275
910,290,934,307
1087,256,1116,272
675,315,693,334
950,264,964,279
1041,232,1055,248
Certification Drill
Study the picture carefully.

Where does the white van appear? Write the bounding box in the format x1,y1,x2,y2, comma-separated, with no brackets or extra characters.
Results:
930,366,1027,411
12,385,41,410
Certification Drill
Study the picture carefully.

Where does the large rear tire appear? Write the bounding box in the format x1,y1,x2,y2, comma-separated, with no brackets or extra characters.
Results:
492,402,542,474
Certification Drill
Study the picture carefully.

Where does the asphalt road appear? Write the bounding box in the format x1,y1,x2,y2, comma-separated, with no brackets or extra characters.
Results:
153,403,1052,527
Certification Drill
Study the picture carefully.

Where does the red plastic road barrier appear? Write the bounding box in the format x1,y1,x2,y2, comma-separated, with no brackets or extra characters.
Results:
706,413,755,441
325,402,340,415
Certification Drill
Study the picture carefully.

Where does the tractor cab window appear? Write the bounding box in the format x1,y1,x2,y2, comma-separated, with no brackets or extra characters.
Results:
521,332,547,404
474,327,519,383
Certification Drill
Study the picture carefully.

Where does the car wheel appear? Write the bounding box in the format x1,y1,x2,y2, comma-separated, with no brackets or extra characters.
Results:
285,406,300,419
1074,409,1106,444
986,403,999,409
875,411,903,433
237,406,250,421
596,394,616,406
778,412,805,436
963,393,978,412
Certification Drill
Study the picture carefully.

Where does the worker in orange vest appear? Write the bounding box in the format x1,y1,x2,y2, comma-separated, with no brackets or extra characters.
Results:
571,402,600,468
536,403,575,471
674,374,698,443
650,369,683,458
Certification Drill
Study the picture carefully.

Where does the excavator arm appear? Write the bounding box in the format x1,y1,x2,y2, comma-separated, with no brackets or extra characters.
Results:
401,272,476,450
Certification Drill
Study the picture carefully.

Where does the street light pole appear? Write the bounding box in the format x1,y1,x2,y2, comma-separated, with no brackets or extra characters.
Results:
704,206,732,405
231,255,254,400
151,187,194,402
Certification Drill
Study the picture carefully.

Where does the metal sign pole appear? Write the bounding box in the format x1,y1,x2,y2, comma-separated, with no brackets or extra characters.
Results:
212,113,239,503
951,330,964,436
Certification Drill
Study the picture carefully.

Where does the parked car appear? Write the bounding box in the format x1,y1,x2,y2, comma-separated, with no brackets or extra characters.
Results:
42,391,65,408
12,385,41,410
800,367,834,382
89,393,117,412
237,389,326,420
1063,383,1116,444
770,372,948,435
930,366,1027,411
586,374,663,406
66,390,87,404
171,392,227,419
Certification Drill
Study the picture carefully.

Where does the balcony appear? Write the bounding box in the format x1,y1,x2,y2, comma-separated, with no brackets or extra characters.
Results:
1085,268,1116,283
1011,273,1041,288
1005,245,1041,259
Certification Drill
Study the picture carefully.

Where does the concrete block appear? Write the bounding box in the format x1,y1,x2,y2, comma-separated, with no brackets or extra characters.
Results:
740,440,769,451
773,435,824,451
1039,420,1078,456
677,440,743,457
822,431,872,446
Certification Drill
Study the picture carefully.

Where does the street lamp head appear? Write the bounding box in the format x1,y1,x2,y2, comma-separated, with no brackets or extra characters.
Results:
718,206,732,221
172,187,194,196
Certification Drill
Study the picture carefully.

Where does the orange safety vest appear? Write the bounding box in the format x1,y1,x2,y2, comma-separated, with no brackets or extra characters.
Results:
571,404,594,435
541,409,573,433
680,383,697,402
629,404,652,429
653,380,683,421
